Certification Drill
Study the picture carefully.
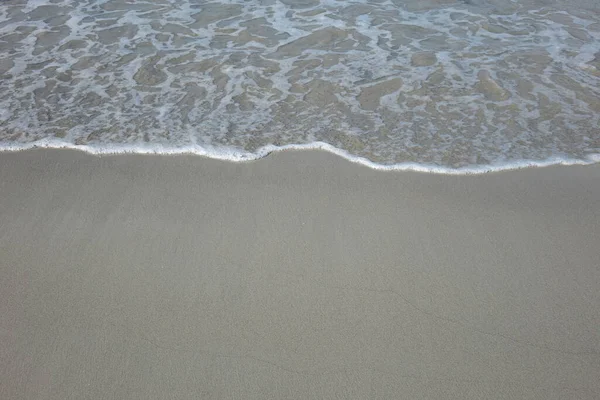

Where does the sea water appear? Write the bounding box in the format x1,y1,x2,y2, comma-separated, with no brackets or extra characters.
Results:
0,0,599,173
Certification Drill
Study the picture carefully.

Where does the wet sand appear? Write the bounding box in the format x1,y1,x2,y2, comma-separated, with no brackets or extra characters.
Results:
0,149,599,399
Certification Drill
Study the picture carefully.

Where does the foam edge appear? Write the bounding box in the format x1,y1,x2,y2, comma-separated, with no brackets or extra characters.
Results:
0,139,598,175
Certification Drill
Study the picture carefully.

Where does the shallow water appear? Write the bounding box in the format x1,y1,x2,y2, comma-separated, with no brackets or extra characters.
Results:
0,0,599,170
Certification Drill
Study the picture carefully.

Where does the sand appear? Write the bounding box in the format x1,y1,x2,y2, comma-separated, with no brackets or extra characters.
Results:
0,149,599,399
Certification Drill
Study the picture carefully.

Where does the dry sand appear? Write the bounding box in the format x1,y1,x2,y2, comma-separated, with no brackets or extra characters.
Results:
0,149,599,399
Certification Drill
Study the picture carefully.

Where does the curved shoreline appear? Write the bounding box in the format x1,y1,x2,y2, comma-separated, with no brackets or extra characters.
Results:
1,139,599,175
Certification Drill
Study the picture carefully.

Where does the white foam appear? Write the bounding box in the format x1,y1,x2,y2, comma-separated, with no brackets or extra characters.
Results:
1,139,598,175
1,0,599,173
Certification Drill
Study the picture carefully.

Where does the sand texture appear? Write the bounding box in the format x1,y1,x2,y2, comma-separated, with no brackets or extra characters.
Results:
1,149,599,399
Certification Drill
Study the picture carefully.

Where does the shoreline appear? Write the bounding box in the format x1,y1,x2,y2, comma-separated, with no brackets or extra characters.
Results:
1,141,599,175
1,149,599,399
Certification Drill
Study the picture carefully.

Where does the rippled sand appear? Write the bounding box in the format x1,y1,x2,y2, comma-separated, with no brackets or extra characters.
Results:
0,0,599,167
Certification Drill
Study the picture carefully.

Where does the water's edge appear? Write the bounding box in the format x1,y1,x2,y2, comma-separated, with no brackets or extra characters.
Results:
1,139,598,175
2,1,600,170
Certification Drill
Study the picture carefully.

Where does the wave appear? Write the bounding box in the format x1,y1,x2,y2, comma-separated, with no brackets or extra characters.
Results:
1,139,598,175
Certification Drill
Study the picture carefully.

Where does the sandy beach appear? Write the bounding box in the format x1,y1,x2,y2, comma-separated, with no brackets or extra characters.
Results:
0,149,599,399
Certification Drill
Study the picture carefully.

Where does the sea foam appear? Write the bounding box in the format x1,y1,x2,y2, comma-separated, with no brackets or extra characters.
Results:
0,0,599,173
1,139,598,175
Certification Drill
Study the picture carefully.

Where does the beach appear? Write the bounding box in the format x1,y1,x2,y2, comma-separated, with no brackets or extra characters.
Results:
0,149,599,399
2,0,599,397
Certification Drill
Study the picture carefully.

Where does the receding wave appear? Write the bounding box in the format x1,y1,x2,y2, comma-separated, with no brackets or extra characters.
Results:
0,0,599,173
2,138,599,174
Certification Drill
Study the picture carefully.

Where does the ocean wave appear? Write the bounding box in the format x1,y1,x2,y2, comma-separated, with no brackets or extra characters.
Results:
1,0,599,171
1,139,598,175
